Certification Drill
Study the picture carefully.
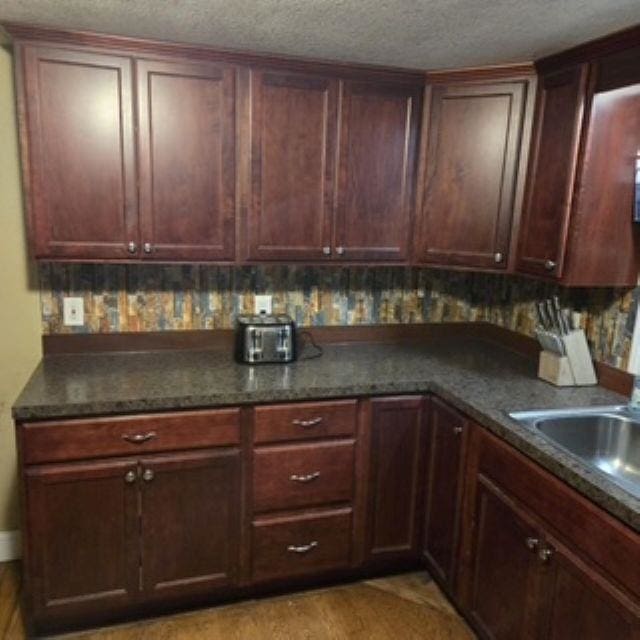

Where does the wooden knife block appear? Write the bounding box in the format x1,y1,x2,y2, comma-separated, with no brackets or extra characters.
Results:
537,329,598,387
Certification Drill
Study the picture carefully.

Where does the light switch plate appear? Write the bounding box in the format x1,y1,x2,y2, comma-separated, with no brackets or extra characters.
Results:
254,295,272,315
63,297,84,326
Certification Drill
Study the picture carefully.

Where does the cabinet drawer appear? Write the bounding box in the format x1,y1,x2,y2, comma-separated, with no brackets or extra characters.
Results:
252,507,352,581
253,440,355,512
20,409,241,464
253,400,357,444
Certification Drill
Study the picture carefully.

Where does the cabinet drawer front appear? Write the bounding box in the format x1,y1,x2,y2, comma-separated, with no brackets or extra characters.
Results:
253,440,355,512
21,409,241,464
252,508,352,581
253,400,357,444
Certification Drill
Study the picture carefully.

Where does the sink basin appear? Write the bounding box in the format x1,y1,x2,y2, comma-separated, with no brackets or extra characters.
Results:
509,406,640,499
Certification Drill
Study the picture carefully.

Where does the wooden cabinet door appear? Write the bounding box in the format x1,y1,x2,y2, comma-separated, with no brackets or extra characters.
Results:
465,475,543,640
540,536,640,640
516,65,589,279
137,59,236,261
20,46,138,259
422,398,467,589
139,449,241,600
334,81,420,261
246,69,338,260
24,459,139,627
415,81,528,269
367,396,426,562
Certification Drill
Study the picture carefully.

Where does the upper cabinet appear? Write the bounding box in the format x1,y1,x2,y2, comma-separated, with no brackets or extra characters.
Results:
244,69,338,261
517,48,640,286
243,72,420,262
414,74,534,270
20,46,138,260
334,81,420,262
136,59,236,261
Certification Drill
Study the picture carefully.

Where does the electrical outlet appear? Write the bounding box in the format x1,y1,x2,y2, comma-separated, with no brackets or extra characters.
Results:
254,295,272,315
63,297,84,326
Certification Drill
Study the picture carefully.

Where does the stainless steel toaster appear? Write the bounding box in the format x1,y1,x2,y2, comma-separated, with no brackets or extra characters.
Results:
235,314,296,363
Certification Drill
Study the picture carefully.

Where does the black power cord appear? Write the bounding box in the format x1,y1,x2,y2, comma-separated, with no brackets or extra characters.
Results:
297,330,324,360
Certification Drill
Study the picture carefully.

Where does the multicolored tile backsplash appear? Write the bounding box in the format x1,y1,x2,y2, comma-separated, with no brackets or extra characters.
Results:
38,264,638,369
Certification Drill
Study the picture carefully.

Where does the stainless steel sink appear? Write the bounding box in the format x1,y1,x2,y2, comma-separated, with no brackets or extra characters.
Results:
509,406,640,499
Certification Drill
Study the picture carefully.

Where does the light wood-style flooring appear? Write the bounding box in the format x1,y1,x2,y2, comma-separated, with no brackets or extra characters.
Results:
0,562,475,639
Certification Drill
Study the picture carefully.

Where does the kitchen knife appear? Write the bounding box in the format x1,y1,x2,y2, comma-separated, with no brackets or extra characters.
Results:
537,302,551,330
545,299,560,335
552,296,569,334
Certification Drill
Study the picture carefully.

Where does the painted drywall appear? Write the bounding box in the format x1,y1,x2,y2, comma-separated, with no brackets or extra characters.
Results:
0,46,42,537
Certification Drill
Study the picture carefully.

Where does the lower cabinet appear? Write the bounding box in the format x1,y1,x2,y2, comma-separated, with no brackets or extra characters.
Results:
24,447,242,632
366,396,426,563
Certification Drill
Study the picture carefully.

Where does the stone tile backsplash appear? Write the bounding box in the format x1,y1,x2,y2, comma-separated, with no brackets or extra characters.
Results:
38,264,638,369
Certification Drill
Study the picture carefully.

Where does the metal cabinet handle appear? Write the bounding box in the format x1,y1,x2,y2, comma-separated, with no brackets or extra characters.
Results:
538,547,554,563
292,417,323,428
143,242,152,254
127,241,137,254
322,246,331,256
287,541,318,554
453,426,463,435
142,468,154,482
544,260,556,271
290,472,321,483
494,252,503,263
525,537,540,551
122,432,157,444
124,470,137,484
336,246,345,256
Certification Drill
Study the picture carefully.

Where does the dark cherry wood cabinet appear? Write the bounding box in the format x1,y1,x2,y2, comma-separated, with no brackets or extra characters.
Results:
422,397,468,590
139,449,241,599
334,81,421,262
366,396,426,563
245,69,338,261
517,52,640,286
136,59,236,261
24,459,139,629
19,46,138,260
415,75,532,270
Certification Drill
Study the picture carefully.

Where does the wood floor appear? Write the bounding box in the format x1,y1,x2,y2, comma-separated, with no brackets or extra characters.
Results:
0,562,475,639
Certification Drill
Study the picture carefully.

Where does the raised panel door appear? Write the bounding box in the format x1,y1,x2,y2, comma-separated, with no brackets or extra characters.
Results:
246,70,338,260
21,46,138,259
415,81,528,269
137,59,236,261
335,81,420,261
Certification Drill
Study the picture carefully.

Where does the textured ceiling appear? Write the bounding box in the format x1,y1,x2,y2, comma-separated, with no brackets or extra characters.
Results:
1,0,640,69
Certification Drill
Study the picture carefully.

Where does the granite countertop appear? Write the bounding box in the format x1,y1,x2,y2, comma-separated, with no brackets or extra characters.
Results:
12,337,639,533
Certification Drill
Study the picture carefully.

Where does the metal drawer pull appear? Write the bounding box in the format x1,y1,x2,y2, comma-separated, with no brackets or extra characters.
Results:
287,541,318,554
290,472,321,483
122,431,157,444
544,260,556,271
453,426,463,435
124,470,137,484
538,547,554,563
292,417,323,428
142,468,154,482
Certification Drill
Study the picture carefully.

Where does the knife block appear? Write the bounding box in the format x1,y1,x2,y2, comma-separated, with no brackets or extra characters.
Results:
537,329,598,387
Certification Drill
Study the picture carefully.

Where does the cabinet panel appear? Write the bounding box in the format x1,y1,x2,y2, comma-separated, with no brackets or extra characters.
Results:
137,59,236,261
21,46,137,259
25,459,139,625
246,70,337,260
516,65,588,278
542,539,640,640
335,82,420,261
466,475,542,640
415,81,528,269
422,398,467,588
367,396,425,561
139,449,241,598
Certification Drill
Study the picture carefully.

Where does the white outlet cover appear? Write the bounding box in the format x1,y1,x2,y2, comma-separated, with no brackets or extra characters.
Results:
254,295,273,315
63,297,84,326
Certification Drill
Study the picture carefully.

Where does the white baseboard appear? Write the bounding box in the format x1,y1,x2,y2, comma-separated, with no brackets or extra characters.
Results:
0,530,21,561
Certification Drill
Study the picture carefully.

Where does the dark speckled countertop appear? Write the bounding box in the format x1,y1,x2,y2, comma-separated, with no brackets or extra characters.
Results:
12,337,639,533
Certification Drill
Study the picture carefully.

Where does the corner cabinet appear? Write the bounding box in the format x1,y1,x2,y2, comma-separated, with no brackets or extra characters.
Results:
414,73,534,270
516,50,640,286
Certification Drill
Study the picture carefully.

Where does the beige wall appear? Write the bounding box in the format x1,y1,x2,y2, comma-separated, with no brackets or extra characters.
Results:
0,46,41,533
